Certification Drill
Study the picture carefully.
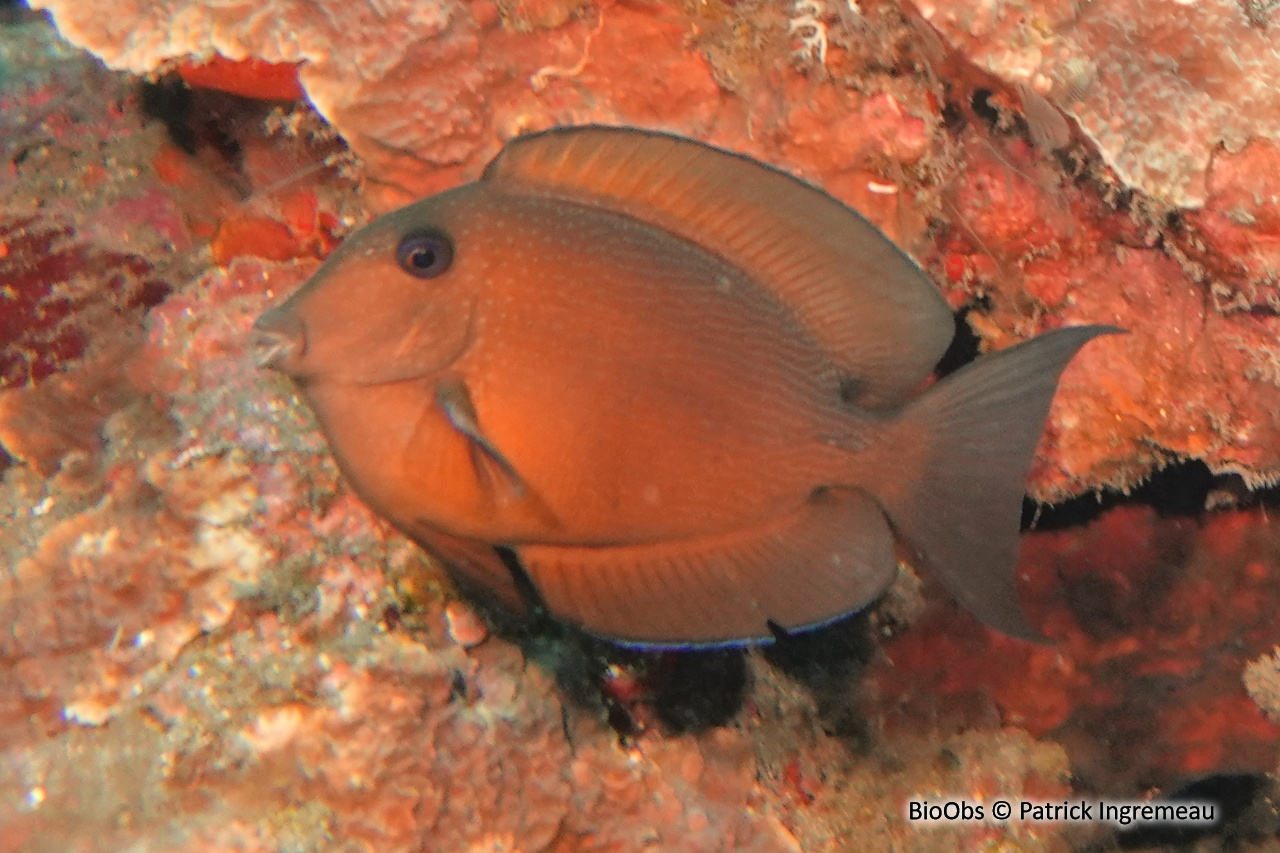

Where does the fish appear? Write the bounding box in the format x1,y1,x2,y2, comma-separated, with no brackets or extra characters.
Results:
252,125,1117,648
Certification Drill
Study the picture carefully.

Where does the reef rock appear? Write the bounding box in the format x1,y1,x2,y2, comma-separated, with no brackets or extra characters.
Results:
909,0,1280,209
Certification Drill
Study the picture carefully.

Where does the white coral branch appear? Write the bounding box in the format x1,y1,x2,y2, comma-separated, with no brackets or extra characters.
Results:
789,0,828,66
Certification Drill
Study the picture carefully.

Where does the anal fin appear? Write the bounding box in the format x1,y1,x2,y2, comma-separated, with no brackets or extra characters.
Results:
517,488,896,647
404,519,532,615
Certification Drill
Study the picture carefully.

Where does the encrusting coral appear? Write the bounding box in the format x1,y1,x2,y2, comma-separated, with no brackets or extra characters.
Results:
0,13,1094,849
9,0,1280,847
904,0,1280,209
27,0,1280,496
0,251,810,850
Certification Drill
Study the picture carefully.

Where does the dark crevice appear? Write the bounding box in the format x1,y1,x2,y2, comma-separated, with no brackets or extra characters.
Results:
498,608,751,740
934,306,985,378
969,88,1002,131
1,0,34,25
940,97,967,134
138,78,272,197
139,78,197,154
651,650,748,733
494,545,544,610
1113,772,1272,850
1022,460,1217,532
764,613,877,745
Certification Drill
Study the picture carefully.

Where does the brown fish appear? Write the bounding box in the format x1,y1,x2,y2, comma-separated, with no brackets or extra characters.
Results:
252,126,1115,647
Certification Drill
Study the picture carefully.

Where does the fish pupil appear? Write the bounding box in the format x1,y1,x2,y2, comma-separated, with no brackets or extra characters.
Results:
396,230,454,278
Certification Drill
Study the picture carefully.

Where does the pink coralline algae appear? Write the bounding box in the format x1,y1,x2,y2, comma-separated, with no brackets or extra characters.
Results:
23,0,942,214
0,19,814,847
0,250,808,852
12,1,1280,848
895,1,1280,488
872,504,1280,793
28,0,1280,499
906,0,1280,209
0,19,179,391
926,132,1280,493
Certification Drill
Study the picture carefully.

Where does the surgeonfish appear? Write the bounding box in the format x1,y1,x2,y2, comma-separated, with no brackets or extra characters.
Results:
252,125,1116,647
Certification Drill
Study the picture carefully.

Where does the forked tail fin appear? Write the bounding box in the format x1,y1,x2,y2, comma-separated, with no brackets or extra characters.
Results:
872,325,1120,639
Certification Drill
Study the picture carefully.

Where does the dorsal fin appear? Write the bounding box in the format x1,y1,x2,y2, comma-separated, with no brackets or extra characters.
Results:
483,125,954,407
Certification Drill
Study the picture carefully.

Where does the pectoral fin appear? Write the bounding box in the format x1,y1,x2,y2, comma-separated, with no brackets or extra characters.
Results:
435,376,558,528
436,376,527,494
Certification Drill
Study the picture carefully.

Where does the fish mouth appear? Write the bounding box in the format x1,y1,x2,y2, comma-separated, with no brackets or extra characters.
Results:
251,307,308,373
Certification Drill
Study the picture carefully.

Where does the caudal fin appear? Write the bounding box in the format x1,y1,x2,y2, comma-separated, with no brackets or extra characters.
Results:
872,325,1120,640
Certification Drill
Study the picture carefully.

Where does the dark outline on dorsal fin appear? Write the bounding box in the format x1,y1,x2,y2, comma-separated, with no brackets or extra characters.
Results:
483,125,955,408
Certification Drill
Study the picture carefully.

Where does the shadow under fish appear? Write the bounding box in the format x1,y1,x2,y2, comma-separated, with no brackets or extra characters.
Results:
252,125,1118,648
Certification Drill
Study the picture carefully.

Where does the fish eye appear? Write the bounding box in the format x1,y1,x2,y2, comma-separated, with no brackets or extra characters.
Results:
396,230,454,279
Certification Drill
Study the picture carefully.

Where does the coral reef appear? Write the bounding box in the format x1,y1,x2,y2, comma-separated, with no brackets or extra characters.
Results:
874,503,1280,793
923,129,1280,495
0,14,1089,850
747,657,1086,851
905,0,1280,209
0,247,808,850
28,0,1280,500
890,0,1280,489
0,20,177,392
10,0,1280,849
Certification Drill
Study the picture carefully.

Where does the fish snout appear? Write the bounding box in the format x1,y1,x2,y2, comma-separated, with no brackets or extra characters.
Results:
251,307,307,373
